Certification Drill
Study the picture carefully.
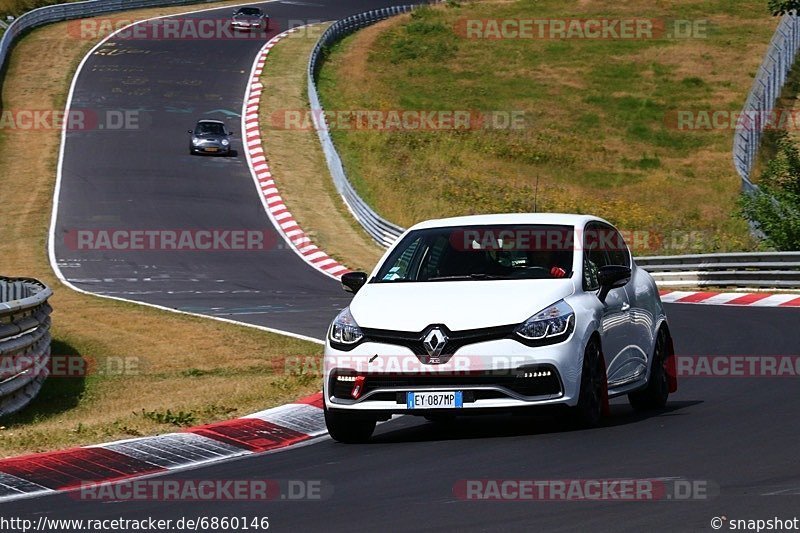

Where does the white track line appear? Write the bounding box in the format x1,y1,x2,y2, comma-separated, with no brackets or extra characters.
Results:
47,0,326,345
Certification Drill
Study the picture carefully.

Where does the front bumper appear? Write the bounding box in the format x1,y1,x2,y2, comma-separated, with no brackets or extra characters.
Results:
231,20,264,30
192,143,230,154
324,335,584,414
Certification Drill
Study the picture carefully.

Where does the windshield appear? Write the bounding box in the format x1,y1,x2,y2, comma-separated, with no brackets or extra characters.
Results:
374,225,575,282
235,8,261,15
195,122,225,135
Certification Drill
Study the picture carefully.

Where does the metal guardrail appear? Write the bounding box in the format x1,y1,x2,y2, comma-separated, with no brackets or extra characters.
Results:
308,6,800,244
0,0,231,416
307,5,418,247
733,13,800,191
308,7,800,290
636,252,800,288
0,277,53,418
0,0,225,76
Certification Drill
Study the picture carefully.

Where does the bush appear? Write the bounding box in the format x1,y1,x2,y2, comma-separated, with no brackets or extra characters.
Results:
740,131,800,250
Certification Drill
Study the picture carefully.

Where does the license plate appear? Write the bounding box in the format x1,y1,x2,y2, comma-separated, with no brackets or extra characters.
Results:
406,391,463,409
205,147,219,152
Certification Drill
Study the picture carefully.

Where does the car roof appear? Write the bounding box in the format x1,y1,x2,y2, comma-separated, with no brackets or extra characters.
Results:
407,213,611,231
196,119,225,125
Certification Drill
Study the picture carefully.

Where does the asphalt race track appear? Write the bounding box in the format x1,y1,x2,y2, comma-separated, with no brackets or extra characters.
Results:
52,0,410,339
3,303,799,531
24,1,800,531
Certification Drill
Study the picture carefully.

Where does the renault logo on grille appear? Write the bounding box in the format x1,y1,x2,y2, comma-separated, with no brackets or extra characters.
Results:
423,328,448,359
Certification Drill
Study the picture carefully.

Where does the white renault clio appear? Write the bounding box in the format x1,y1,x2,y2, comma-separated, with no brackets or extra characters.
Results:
323,214,676,442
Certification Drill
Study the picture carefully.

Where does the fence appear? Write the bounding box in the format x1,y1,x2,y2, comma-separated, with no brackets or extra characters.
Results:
0,277,53,417
733,13,800,191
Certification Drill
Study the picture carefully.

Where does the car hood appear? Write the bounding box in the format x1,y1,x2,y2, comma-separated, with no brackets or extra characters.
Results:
349,279,576,332
195,133,226,141
233,14,261,20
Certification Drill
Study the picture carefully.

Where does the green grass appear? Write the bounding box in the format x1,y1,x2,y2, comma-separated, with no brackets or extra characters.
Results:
317,0,779,254
1,0,70,17
0,0,91,17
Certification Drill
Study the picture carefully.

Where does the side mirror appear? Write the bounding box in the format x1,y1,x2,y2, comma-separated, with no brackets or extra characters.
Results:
228,130,235,135
341,271,368,294
597,265,631,303
187,129,193,134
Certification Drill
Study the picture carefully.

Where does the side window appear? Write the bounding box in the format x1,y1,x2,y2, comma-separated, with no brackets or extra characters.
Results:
380,237,422,281
602,224,631,268
583,223,609,291
418,235,450,280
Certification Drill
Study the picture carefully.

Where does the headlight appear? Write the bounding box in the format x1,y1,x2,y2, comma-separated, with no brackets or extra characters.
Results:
329,307,363,346
221,139,230,146
192,137,200,144
514,300,574,342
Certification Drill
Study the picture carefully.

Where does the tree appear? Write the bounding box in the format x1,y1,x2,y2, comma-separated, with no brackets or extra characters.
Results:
768,0,800,15
740,131,800,250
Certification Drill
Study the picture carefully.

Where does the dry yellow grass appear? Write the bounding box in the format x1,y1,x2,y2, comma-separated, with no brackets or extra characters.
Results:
318,0,777,254
258,24,385,272
0,2,323,457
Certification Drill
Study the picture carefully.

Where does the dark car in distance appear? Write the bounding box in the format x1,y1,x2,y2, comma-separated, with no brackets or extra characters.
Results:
188,120,234,156
231,7,269,31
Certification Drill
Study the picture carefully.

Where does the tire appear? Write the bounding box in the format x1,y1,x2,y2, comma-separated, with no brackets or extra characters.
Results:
628,328,670,411
572,339,606,428
324,405,376,443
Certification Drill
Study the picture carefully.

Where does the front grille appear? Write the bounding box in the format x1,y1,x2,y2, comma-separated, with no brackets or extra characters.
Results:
360,324,516,359
330,366,562,401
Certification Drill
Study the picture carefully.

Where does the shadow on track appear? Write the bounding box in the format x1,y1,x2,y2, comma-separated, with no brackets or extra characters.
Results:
367,400,703,444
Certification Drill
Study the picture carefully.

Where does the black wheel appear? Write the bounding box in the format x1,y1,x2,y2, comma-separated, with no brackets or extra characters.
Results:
628,328,670,411
324,405,376,443
572,339,605,428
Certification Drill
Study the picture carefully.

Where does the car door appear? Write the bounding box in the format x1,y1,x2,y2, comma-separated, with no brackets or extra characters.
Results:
583,223,633,386
611,232,658,385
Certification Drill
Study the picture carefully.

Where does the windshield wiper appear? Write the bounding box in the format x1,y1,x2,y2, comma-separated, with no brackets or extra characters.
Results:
426,273,511,281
